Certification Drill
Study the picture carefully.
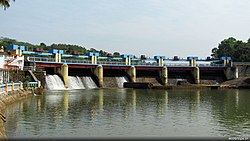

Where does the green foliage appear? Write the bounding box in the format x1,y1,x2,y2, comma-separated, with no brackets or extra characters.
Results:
49,43,88,54
99,50,108,56
40,42,46,47
211,37,250,62
0,37,38,51
0,0,15,10
0,37,111,57
113,52,120,57
24,75,32,82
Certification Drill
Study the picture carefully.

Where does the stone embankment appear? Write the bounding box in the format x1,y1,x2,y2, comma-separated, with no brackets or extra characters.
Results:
0,89,33,140
220,77,250,88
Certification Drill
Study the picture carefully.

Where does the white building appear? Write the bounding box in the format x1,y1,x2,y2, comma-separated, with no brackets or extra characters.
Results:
3,55,25,70
0,46,25,84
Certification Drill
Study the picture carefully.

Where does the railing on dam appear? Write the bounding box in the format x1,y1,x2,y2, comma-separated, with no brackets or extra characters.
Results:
29,57,93,64
97,61,127,65
0,81,40,95
233,62,250,66
28,56,225,67
29,57,55,62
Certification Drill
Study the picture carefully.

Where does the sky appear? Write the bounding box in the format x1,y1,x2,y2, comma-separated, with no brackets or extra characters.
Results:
1,0,250,59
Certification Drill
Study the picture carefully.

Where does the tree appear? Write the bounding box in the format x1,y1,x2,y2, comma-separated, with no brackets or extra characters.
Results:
89,48,97,53
113,52,120,57
40,43,46,47
234,43,250,62
211,37,250,62
0,0,15,10
216,37,236,57
99,50,108,57
211,47,218,58
0,36,123,58
248,38,250,44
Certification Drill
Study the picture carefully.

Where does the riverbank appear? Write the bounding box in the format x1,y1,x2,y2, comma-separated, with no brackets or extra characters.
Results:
0,89,33,139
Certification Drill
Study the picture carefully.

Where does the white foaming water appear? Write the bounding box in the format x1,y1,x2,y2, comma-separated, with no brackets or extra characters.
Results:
45,75,98,90
115,76,129,88
45,75,66,90
68,76,86,90
82,76,98,89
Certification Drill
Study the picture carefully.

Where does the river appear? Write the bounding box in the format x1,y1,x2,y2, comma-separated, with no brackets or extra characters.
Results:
3,88,250,139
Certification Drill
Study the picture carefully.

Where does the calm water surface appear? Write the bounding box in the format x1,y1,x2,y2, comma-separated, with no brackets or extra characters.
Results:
3,88,250,139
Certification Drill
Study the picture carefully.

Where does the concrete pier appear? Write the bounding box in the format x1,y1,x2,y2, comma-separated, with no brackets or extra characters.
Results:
126,66,136,82
193,67,200,84
224,67,236,80
235,66,239,79
93,65,103,87
160,67,168,86
57,63,69,88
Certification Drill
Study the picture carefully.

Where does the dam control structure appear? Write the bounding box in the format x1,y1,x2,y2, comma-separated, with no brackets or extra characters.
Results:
2,44,239,89
19,48,238,88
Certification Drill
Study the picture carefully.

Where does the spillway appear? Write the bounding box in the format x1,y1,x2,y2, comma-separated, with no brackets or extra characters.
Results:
45,75,98,90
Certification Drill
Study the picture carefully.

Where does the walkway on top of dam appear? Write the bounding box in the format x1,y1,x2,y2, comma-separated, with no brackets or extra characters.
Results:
28,56,227,71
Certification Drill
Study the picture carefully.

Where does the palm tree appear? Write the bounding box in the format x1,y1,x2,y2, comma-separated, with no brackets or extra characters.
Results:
0,0,15,10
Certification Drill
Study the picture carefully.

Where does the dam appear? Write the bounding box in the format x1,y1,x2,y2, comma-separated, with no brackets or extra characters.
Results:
20,48,237,89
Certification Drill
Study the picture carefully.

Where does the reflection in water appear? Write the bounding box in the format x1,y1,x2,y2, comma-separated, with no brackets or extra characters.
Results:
132,90,136,112
4,89,250,138
196,90,200,105
36,97,41,112
190,90,200,113
165,90,168,105
210,89,250,137
99,89,104,112
63,90,68,113
235,89,239,109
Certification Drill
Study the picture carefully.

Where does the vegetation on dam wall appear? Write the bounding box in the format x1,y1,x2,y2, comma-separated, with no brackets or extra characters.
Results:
8,70,45,85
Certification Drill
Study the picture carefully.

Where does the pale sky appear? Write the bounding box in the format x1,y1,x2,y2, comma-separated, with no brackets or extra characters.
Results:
1,0,250,58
